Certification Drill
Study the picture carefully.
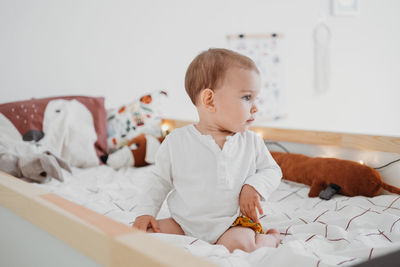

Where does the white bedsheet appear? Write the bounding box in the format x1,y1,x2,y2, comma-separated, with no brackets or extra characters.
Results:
36,166,400,267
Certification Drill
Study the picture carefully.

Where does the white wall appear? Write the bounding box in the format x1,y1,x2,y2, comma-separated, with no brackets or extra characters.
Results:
1,0,399,136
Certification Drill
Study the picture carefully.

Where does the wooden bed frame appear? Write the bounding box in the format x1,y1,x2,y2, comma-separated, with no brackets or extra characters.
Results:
1,119,399,266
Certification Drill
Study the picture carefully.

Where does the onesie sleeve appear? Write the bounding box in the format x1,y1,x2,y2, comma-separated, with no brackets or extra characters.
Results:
244,134,282,201
134,136,173,218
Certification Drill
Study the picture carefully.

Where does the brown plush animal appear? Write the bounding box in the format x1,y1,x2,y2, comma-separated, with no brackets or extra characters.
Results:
271,151,400,197
101,134,165,169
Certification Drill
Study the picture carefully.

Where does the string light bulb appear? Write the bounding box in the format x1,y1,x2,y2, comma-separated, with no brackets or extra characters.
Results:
161,123,169,132
161,123,170,136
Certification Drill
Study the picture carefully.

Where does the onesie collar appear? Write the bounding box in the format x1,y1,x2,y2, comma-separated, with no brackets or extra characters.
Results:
188,124,241,153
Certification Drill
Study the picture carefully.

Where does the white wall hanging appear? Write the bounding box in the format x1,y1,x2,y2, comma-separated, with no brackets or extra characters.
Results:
313,20,331,94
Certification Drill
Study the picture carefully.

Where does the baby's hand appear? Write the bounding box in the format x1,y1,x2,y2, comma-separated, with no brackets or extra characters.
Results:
132,215,160,232
239,184,263,223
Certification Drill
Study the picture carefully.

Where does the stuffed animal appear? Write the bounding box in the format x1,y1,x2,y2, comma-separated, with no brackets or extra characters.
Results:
0,96,107,166
0,150,71,183
271,151,400,197
0,112,72,183
101,134,165,169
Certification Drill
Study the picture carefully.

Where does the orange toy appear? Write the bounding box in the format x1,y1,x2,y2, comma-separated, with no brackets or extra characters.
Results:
127,134,165,167
271,151,400,197
232,216,264,234
101,134,165,169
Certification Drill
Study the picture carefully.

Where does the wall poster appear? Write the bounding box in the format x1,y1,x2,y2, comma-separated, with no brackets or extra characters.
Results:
227,33,285,121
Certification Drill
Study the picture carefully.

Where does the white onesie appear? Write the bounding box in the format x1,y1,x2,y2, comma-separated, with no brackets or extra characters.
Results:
134,124,282,243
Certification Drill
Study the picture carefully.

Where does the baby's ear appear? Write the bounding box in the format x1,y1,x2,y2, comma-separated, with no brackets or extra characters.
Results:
200,88,215,112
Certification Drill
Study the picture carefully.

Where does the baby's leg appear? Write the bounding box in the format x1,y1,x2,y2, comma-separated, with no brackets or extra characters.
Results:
147,217,185,235
216,226,280,253
255,229,280,249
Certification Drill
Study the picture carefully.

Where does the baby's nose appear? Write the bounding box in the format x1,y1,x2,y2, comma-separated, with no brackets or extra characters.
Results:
251,103,258,113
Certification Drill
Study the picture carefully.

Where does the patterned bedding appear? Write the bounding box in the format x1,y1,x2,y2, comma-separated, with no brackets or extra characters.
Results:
36,165,400,267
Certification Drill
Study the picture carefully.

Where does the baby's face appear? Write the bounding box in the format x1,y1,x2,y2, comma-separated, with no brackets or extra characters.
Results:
213,67,260,133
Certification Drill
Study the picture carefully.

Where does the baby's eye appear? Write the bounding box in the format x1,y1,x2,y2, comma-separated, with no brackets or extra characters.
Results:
242,95,251,101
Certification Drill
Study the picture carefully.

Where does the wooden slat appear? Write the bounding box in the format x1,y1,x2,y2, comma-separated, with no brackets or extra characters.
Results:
162,119,400,153
113,233,212,267
41,193,135,237
251,127,400,153
251,127,342,146
342,134,400,153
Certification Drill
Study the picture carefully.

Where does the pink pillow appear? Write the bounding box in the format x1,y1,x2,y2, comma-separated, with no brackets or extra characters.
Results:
0,96,107,160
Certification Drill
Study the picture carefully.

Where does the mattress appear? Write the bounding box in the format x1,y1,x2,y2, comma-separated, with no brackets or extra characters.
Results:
36,165,400,267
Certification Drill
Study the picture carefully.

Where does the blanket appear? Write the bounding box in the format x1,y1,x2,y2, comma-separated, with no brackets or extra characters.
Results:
36,165,400,267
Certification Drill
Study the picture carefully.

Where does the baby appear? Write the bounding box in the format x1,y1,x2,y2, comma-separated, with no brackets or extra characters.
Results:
133,48,282,253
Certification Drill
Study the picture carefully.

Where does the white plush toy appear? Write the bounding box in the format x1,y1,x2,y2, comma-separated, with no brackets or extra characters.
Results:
101,133,164,169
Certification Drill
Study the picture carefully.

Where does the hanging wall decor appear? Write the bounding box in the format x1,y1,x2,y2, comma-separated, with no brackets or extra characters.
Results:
313,21,331,94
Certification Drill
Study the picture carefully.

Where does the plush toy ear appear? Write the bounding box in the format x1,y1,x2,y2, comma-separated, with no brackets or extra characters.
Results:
39,154,65,182
43,151,71,173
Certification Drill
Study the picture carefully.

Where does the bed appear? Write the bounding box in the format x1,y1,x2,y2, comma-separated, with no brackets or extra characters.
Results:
1,114,400,266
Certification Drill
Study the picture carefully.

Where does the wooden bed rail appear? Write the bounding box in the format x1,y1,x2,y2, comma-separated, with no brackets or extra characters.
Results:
0,171,216,267
162,119,400,153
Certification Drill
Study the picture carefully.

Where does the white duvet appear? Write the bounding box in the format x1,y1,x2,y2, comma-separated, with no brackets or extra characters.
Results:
36,165,400,267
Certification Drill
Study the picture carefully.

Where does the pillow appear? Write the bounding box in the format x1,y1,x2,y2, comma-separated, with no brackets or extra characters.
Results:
106,90,167,152
271,151,400,197
0,96,108,163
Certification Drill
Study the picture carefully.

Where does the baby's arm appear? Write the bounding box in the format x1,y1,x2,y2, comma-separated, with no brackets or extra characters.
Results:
239,184,263,223
133,137,173,229
241,134,282,221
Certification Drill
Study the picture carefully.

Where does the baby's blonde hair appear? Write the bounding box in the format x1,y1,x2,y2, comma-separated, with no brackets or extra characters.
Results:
184,48,259,105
